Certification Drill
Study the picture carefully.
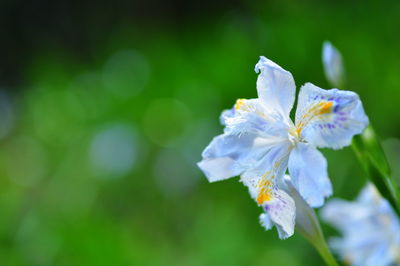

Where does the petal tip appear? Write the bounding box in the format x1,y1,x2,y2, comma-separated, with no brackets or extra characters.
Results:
255,56,267,73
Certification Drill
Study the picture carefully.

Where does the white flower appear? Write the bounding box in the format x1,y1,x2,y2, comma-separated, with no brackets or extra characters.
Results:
198,56,369,239
322,184,400,266
322,41,345,88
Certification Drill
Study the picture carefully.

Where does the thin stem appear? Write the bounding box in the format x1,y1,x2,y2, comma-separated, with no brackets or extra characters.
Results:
298,223,339,266
311,237,339,266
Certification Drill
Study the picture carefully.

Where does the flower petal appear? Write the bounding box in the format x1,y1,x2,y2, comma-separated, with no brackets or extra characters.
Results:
198,133,284,182
262,188,296,239
221,98,289,139
239,140,294,238
197,134,255,182
241,141,291,202
321,184,400,266
288,142,332,207
321,199,371,231
356,183,381,204
255,56,296,119
259,212,273,230
295,83,369,149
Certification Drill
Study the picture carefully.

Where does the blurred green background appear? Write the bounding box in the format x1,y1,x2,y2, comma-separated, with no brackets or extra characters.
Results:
0,0,400,265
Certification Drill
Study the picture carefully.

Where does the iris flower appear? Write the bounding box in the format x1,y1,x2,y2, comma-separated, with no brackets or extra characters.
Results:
322,184,400,266
198,56,368,238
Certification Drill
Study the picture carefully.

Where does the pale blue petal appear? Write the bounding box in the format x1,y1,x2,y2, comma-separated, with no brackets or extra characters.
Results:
241,141,291,201
197,133,256,182
255,56,296,119
259,186,296,240
322,184,400,266
295,83,369,149
219,108,234,126
364,242,393,266
259,213,273,230
198,157,242,182
321,199,371,231
288,142,332,207
263,188,296,239
240,141,295,239
356,183,380,204
222,98,289,138
198,132,286,182
332,233,393,266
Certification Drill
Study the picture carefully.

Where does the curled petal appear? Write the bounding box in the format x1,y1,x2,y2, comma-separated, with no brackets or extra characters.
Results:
288,142,332,207
255,56,296,119
295,83,369,149
322,41,345,88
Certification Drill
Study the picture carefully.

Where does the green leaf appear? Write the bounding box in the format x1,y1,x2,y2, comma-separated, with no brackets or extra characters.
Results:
352,125,400,216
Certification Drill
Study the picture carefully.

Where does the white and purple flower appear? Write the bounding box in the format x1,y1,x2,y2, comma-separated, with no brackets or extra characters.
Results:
198,56,369,239
322,184,400,266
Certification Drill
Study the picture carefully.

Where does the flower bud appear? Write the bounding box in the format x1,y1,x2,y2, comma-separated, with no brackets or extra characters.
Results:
322,41,345,88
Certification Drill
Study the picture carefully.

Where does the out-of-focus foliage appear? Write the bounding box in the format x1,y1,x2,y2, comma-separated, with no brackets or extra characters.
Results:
0,0,400,265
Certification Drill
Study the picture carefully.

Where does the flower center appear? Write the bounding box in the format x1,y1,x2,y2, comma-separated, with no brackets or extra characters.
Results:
288,126,301,146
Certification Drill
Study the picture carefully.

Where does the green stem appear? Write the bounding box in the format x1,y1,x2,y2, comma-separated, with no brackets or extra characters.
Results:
310,237,339,266
298,221,339,266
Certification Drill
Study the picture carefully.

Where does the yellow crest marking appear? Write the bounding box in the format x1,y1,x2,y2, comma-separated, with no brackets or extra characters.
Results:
235,99,246,110
296,101,333,134
318,101,333,115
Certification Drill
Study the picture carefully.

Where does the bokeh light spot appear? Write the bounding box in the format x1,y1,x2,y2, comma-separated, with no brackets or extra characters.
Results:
153,148,199,197
89,123,138,178
102,50,150,98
